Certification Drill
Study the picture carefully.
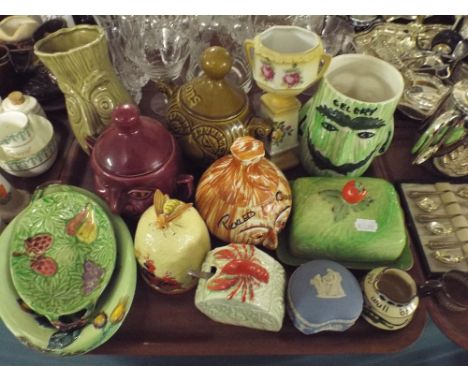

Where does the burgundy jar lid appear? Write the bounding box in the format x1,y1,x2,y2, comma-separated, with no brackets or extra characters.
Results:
93,104,173,177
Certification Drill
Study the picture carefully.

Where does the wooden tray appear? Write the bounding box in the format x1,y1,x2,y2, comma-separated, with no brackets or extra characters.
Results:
31,131,426,356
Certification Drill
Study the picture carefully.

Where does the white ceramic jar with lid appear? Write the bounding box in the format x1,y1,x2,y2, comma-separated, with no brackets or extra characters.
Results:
1,91,46,118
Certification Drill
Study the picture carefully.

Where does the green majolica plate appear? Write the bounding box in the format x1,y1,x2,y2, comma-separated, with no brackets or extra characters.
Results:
9,189,116,328
0,185,136,356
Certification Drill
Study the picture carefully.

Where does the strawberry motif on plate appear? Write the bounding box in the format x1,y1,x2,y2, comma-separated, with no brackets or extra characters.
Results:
13,233,58,277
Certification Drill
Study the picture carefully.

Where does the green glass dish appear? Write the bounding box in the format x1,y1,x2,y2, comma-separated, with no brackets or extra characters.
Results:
9,186,117,330
0,185,136,356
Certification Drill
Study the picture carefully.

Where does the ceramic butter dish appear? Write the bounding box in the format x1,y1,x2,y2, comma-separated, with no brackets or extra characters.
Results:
278,177,407,268
287,260,363,334
195,243,285,332
134,189,210,294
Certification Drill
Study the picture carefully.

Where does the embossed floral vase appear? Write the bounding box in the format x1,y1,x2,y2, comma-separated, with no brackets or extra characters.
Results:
195,136,292,250
134,189,210,294
34,25,132,153
195,243,286,331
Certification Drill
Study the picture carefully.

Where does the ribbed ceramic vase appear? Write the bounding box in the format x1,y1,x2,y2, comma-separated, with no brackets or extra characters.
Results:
34,25,132,153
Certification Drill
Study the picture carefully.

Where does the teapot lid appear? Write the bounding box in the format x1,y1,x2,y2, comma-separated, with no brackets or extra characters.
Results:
180,46,247,119
93,104,173,177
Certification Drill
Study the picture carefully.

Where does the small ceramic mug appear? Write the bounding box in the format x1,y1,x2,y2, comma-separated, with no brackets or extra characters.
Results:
361,267,419,331
419,270,468,312
0,111,34,156
299,54,404,177
244,26,331,97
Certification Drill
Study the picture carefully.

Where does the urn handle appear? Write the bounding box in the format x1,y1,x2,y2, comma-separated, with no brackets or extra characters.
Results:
244,39,255,69
316,53,332,81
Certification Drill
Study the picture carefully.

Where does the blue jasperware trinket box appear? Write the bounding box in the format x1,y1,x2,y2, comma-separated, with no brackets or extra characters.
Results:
287,259,363,334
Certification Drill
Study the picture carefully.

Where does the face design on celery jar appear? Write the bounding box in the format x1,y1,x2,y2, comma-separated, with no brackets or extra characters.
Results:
93,175,155,216
300,103,392,176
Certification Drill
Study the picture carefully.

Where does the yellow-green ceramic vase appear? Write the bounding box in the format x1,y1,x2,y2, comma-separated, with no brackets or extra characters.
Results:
34,25,132,153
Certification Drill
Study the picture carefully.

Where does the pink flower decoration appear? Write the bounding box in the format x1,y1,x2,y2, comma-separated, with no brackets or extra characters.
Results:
283,72,301,87
261,64,275,81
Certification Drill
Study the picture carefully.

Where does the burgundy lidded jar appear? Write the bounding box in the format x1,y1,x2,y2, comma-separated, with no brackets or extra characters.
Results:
89,104,194,216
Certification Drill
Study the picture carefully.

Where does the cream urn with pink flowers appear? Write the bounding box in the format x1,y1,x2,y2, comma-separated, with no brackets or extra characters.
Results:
244,26,331,96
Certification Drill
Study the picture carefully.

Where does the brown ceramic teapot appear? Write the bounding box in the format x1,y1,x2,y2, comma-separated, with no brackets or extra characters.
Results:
159,46,272,166
88,104,194,216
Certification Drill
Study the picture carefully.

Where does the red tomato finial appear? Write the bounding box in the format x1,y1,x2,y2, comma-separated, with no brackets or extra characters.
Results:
341,180,368,204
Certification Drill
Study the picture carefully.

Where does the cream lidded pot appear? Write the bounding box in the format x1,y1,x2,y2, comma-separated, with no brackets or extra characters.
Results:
0,111,57,177
1,91,46,118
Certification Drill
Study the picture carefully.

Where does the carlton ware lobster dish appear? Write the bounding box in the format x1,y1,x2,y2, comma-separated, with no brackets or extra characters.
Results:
89,104,194,216
195,243,286,332
0,184,136,356
195,136,291,250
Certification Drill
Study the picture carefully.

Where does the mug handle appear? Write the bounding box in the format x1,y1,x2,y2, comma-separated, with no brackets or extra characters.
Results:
244,39,255,68
418,279,443,297
316,53,332,80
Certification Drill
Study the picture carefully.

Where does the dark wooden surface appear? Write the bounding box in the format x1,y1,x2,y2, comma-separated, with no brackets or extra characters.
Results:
5,94,466,355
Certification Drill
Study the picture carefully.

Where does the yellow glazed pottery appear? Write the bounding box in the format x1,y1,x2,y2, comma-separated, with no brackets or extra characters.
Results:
134,190,210,294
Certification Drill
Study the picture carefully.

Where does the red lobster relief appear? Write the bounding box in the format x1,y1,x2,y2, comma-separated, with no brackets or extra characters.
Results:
207,244,269,302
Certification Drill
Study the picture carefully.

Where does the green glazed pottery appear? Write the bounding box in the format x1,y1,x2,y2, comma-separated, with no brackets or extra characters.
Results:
195,243,286,332
9,186,116,330
276,177,413,270
0,184,136,356
299,54,404,177
34,25,132,154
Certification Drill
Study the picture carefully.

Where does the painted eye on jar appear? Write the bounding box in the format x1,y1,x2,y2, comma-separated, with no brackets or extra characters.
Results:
322,121,338,132
128,189,153,200
357,131,375,139
251,232,266,240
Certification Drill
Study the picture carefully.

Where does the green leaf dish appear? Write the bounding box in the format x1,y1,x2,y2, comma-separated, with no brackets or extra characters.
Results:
0,185,136,356
9,187,117,329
